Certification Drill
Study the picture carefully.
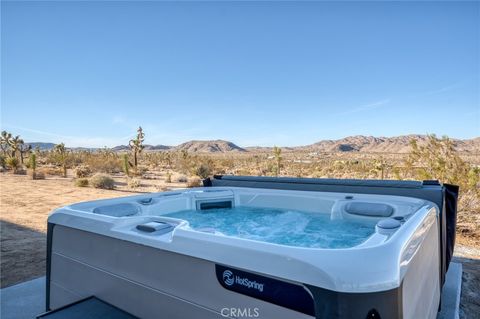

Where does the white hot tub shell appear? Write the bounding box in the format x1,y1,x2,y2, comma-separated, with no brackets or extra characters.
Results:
45,176,458,319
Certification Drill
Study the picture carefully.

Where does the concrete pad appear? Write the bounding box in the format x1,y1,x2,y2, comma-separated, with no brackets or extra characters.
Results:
438,262,463,319
0,277,45,319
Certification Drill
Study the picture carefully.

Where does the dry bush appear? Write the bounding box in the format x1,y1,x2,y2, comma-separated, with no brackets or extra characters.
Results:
90,174,115,189
456,190,480,237
173,174,188,183
165,172,172,183
136,166,148,176
405,135,478,190
85,157,122,174
38,166,64,177
5,157,19,172
187,176,202,188
34,172,46,180
15,169,27,175
0,154,5,168
157,185,170,192
128,178,141,188
195,164,211,179
74,165,92,178
28,170,45,180
74,178,89,187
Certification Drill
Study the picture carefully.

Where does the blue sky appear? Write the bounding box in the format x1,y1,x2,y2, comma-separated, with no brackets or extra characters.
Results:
1,1,479,147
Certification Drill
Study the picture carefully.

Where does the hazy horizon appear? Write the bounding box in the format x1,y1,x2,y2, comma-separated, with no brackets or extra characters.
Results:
15,133,480,150
2,1,479,147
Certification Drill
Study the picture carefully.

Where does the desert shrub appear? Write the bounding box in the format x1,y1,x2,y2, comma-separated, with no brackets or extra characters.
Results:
33,171,45,180
5,157,19,172
85,157,122,174
39,166,65,177
132,166,148,176
187,176,202,188
90,174,115,189
0,154,5,168
195,164,211,179
75,165,92,178
27,169,45,179
173,174,188,183
75,178,89,187
405,135,476,191
157,185,170,192
15,169,27,175
456,189,480,240
467,167,480,190
53,143,68,177
128,178,141,188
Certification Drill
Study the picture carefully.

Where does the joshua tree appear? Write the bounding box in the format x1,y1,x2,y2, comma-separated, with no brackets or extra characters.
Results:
29,153,37,179
129,127,145,174
54,143,68,177
272,146,282,176
164,152,172,168
122,153,130,177
179,149,190,174
8,135,23,158
0,131,12,155
19,143,32,165
373,157,387,179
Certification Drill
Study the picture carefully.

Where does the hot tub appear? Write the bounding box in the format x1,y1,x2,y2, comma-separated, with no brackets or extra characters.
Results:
45,176,458,319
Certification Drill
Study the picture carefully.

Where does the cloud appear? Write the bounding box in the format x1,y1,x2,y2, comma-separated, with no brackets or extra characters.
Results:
413,83,462,97
334,99,391,116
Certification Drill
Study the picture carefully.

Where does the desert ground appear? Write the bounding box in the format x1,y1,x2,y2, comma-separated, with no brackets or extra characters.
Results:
0,172,189,287
0,173,479,317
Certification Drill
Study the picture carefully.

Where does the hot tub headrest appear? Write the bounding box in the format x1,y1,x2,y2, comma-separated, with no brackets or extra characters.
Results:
344,202,393,217
93,203,140,217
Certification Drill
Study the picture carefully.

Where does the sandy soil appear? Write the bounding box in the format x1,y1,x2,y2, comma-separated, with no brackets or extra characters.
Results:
1,173,479,318
0,173,186,288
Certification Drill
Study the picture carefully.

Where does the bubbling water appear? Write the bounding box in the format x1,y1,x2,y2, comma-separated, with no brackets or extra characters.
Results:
165,206,375,248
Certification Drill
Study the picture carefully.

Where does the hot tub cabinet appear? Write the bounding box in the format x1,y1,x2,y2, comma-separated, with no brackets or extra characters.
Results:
45,176,458,319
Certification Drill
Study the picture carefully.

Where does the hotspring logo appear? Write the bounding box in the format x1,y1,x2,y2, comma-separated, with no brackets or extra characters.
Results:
223,270,235,286
222,269,264,292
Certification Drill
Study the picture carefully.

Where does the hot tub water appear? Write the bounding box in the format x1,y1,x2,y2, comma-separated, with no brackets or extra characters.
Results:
165,206,375,248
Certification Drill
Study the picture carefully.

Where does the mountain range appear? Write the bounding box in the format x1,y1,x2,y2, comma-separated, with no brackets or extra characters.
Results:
26,135,479,154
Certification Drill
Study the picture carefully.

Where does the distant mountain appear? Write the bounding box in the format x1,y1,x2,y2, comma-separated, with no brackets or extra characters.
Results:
457,137,480,153
301,135,480,153
111,144,172,152
111,145,129,152
26,142,56,151
174,140,246,153
25,135,479,154
146,144,172,151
